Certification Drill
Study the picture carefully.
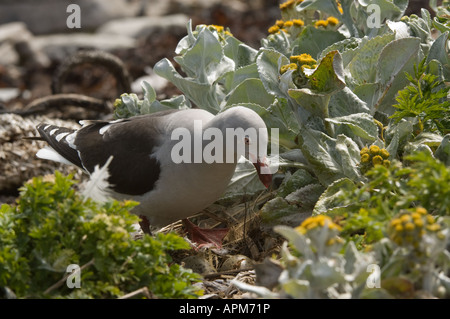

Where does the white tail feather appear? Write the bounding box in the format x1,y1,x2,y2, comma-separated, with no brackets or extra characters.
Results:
82,156,114,203
36,146,74,166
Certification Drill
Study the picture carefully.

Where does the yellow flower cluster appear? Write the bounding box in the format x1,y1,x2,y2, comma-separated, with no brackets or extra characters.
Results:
268,18,305,34
388,207,446,249
280,53,317,75
314,16,340,28
280,63,298,74
279,0,303,11
360,145,390,169
295,215,342,234
208,24,233,37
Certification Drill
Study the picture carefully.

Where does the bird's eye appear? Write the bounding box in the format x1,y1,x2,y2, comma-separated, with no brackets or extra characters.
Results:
244,136,250,145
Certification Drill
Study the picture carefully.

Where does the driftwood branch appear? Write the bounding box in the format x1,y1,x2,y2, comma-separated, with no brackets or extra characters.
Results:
52,50,132,95
0,93,111,116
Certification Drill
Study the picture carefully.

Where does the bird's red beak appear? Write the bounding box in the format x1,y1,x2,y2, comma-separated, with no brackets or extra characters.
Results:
253,158,272,188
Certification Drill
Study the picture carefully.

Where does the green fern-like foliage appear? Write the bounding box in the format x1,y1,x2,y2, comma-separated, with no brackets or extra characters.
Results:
0,172,202,299
390,59,450,135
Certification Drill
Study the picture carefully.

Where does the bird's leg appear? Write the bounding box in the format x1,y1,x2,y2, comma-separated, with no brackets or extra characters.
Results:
182,218,229,249
139,215,152,235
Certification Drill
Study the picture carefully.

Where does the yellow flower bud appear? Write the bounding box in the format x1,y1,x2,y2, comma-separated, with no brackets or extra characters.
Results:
360,147,369,156
268,25,280,34
400,214,411,223
426,223,441,232
416,207,427,215
369,145,380,155
361,153,370,163
372,155,383,166
292,19,304,27
405,222,415,231
276,20,285,27
314,20,328,28
326,16,339,26
380,149,390,159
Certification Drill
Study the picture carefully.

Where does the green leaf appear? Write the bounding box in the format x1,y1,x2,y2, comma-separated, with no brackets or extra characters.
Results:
375,37,421,112
154,58,220,113
221,63,259,93
225,78,274,108
326,113,378,142
221,158,266,200
309,50,346,94
426,31,450,80
261,197,311,229
313,178,357,215
292,26,346,60
435,134,450,166
330,87,371,116
297,127,347,185
257,48,290,97
173,27,234,84
288,88,331,118
347,33,395,87
335,134,363,181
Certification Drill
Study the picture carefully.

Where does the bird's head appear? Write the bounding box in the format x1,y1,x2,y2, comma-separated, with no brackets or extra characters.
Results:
216,106,272,188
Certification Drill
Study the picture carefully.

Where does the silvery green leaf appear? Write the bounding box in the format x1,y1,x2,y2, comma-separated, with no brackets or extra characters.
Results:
174,27,234,84
154,58,220,113
225,78,274,108
335,134,362,181
221,63,259,92
221,157,265,200
297,127,347,185
319,38,361,62
432,17,450,33
346,33,395,88
261,31,291,57
285,184,325,207
410,132,444,149
376,37,421,86
349,0,407,36
329,87,371,116
261,197,311,229
375,37,421,113
313,178,357,215
383,119,412,156
175,20,196,55
292,26,346,60
121,93,140,115
326,113,378,142
277,169,316,198
435,134,450,166
141,80,156,103
352,83,382,111
297,0,342,17
288,88,330,118
223,36,258,67
257,48,289,97
426,32,450,80
301,260,346,290
309,50,346,94
281,279,311,299
274,225,315,260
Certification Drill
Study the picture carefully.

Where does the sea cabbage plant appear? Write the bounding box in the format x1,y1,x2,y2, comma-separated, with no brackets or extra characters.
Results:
114,0,449,223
